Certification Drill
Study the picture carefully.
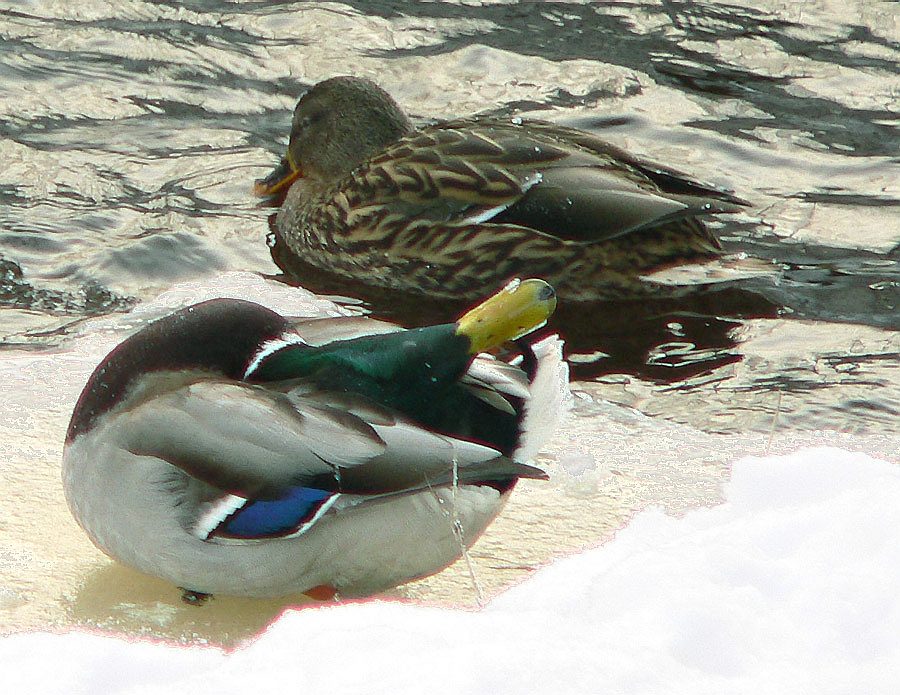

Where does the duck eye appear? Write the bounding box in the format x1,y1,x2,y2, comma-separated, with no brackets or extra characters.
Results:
292,109,324,134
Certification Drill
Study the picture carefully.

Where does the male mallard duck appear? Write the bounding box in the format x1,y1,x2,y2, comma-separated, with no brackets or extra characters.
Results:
255,76,748,301
62,279,566,602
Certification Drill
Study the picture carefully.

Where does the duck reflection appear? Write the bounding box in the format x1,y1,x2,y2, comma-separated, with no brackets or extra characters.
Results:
66,562,317,648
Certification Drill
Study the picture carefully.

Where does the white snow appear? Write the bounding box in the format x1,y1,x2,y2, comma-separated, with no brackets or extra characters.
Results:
3,447,898,694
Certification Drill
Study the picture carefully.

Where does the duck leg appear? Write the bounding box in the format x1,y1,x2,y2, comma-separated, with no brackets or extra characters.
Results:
180,588,212,606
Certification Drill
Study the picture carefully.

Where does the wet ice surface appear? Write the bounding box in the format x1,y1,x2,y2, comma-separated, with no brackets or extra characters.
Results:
0,0,898,675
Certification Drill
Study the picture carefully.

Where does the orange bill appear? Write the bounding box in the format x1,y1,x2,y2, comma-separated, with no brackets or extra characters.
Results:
254,156,302,198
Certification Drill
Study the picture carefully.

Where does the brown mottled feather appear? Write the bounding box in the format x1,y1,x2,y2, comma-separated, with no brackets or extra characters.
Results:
263,77,748,300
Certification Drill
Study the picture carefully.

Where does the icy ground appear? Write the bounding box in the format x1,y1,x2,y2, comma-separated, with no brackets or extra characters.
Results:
3,447,897,695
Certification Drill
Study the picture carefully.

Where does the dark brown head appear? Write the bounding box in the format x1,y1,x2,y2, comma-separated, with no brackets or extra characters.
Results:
254,76,414,196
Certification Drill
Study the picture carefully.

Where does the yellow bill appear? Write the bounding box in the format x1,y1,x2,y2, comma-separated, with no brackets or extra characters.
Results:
456,279,556,355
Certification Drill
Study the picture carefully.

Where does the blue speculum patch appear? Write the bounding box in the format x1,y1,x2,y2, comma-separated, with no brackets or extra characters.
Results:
220,487,333,538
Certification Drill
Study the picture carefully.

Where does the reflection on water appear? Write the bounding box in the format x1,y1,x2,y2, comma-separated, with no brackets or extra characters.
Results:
69,563,313,646
0,0,897,645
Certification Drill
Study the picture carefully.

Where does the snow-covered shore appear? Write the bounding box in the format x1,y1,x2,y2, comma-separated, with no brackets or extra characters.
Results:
3,447,897,694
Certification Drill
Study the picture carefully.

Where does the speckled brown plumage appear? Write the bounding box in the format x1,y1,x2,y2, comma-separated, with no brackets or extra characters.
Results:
257,76,749,300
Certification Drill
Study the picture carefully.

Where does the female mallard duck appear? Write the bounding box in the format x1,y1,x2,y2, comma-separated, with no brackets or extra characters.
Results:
255,76,748,301
62,279,566,602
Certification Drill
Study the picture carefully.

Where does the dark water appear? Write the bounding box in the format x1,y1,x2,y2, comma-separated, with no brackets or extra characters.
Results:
1,0,897,435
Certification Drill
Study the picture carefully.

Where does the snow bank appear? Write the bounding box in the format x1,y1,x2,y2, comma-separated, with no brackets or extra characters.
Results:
3,447,897,694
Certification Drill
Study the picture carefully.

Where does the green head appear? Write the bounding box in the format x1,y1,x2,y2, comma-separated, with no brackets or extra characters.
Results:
249,279,556,453
252,278,556,383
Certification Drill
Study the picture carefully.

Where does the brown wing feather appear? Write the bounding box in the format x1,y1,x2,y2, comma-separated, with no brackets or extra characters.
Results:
341,119,738,245
275,115,740,299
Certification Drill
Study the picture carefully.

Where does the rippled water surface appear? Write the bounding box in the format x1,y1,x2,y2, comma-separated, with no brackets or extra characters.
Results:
0,0,897,643
2,0,897,432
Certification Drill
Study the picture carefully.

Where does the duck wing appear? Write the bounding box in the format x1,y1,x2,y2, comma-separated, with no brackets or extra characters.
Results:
289,315,401,345
348,118,745,245
514,119,750,209
114,379,542,500
114,380,383,499
114,379,543,542
490,165,714,243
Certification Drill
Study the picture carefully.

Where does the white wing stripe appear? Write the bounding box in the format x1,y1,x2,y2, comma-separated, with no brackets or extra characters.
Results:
193,494,247,540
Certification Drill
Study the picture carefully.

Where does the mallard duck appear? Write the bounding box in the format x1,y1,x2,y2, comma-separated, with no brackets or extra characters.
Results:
255,76,748,301
62,279,567,602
